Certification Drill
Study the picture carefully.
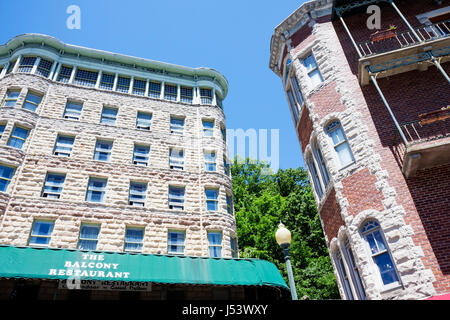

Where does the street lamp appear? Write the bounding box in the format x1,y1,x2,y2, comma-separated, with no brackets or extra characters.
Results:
275,222,298,300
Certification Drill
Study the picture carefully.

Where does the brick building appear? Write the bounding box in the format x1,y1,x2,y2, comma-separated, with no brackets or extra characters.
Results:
269,0,449,299
0,34,289,300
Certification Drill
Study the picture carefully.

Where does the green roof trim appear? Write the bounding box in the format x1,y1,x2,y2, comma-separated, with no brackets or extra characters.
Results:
0,246,288,290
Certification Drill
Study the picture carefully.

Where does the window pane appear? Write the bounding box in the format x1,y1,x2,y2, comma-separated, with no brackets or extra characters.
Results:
148,81,161,98
373,253,399,285
31,221,54,237
36,58,53,78
57,66,73,83
116,76,130,93
23,93,42,112
8,127,29,149
74,69,98,87
80,225,100,239
78,240,97,251
100,73,114,90
309,69,323,86
303,55,317,72
336,142,354,167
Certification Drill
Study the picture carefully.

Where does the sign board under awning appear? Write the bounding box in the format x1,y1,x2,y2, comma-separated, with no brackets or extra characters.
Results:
58,279,152,291
0,245,289,290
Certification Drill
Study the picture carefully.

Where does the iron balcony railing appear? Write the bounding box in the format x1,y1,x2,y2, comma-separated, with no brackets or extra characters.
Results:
395,108,450,147
358,19,450,57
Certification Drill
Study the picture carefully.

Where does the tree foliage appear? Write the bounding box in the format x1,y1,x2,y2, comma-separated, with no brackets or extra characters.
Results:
231,158,339,300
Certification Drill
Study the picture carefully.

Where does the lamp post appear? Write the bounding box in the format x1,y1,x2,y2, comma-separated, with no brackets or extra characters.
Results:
275,222,298,300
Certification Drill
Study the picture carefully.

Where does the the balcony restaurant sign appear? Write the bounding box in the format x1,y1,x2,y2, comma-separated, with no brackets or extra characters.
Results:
49,252,151,291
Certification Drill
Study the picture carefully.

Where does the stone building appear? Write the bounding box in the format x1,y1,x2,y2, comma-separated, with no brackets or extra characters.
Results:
0,34,288,300
269,0,449,300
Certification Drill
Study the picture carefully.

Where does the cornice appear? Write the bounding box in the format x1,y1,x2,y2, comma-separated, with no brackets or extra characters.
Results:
0,34,229,98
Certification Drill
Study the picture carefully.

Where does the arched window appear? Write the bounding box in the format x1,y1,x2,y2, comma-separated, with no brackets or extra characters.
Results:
325,121,354,168
342,238,366,300
361,221,400,288
312,141,330,188
334,250,354,300
307,155,323,199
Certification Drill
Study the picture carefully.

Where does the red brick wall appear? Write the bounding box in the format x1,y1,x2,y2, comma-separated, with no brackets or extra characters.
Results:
309,81,346,121
297,107,313,153
341,168,385,217
319,188,344,241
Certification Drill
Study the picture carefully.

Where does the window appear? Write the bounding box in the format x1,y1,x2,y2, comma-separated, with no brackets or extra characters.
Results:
169,148,184,170
343,238,366,300
204,151,216,172
164,84,177,101
41,173,66,199
203,120,214,137
216,93,223,109
312,141,330,188
74,68,98,87
35,58,53,78
129,181,147,207
208,232,222,258
132,79,146,96
148,81,161,98
78,224,100,251
286,89,299,123
23,92,42,112
6,59,17,74
223,158,230,176
168,185,185,210
0,124,5,139
94,139,113,162
116,76,131,93
290,76,304,106
205,188,219,212
168,231,185,254
226,194,233,214
180,86,193,103
63,101,83,120
29,220,54,247
326,121,354,168
124,227,144,252
54,135,75,157
136,112,152,130
57,65,73,83
307,156,323,199
0,165,15,192
133,144,150,166
200,88,213,104
230,237,238,258
302,53,323,87
99,72,115,90
3,89,20,107
334,250,354,300
86,177,107,203
100,107,118,125
361,221,400,287
170,117,184,135
8,126,29,149
220,126,226,142
18,56,36,73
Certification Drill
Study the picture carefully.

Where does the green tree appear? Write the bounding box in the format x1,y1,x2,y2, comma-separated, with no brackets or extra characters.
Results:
231,157,339,300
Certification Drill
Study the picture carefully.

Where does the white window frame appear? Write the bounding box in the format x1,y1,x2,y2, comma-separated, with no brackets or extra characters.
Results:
23,91,42,112
167,230,185,255
53,134,75,157
8,125,29,150
307,155,323,199
78,223,100,250
0,164,16,193
312,141,330,189
3,89,20,107
343,238,366,300
204,150,216,172
168,185,185,210
136,111,152,130
94,139,113,162
334,250,355,300
170,116,184,135
128,181,147,207
208,231,222,258
86,177,107,203
205,188,219,212
29,220,54,248
361,221,401,291
63,100,83,120
325,121,355,169
302,53,323,88
100,106,118,125
41,172,66,199
169,148,184,170
124,227,144,253
133,144,150,166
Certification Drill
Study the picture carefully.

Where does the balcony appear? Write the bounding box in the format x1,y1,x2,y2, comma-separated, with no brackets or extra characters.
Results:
358,20,450,85
394,107,450,177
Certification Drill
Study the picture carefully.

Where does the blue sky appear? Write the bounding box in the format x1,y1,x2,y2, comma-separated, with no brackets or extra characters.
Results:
0,0,306,170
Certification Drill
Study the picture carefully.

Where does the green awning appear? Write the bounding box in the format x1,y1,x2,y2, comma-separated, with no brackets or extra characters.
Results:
0,246,288,290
